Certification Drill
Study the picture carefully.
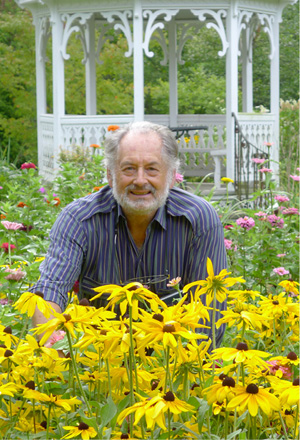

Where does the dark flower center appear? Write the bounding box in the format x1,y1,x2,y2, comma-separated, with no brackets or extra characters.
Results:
163,324,176,333
285,409,292,415
4,349,13,358
121,434,129,439
3,326,12,334
40,421,47,429
151,380,159,391
219,373,227,381
25,380,35,390
292,378,299,386
163,391,175,401
236,342,248,351
63,314,72,321
287,351,298,361
79,298,90,306
78,422,89,431
272,300,279,305
35,291,44,298
246,383,259,394
222,377,235,387
153,313,164,322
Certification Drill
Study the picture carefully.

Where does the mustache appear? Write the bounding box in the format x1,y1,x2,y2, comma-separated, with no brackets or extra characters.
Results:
125,184,156,194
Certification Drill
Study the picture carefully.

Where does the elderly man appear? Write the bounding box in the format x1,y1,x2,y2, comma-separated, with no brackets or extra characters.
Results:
32,121,227,345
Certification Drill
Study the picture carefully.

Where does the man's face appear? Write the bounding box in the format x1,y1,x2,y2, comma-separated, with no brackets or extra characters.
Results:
108,131,176,217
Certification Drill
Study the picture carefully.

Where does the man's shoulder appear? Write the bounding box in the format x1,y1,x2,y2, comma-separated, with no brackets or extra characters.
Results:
63,185,115,222
167,187,221,234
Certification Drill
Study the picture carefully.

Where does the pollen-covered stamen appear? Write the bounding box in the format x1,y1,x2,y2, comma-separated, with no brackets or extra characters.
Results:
246,383,259,394
292,378,299,386
153,313,164,322
63,314,72,321
236,342,248,351
287,351,298,361
222,377,235,387
25,380,35,390
3,326,12,334
163,391,175,401
163,323,176,333
78,422,89,431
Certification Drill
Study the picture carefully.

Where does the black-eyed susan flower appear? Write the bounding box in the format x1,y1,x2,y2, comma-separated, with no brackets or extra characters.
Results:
117,391,195,431
204,375,236,405
13,291,55,318
62,422,97,439
278,279,299,296
280,378,300,406
211,342,270,366
226,383,280,417
92,282,166,319
183,258,245,306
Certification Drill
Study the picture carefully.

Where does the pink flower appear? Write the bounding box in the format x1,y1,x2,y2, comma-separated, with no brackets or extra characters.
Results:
38,187,46,193
224,239,233,250
251,158,266,164
21,162,36,170
254,211,267,217
267,215,284,229
267,360,292,380
1,221,24,231
273,267,290,276
0,298,9,305
175,173,184,183
236,216,255,230
4,268,26,281
44,330,66,348
282,207,299,216
274,195,290,203
224,224,234,230
259,168,272,173
263,141,274,147
1,243,16,253
290,175,300,181
276,254,286,258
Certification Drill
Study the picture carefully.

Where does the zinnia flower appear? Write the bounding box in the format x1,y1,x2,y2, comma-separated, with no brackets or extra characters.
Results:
21,162,36,169
236,217,255,230
273,267,289,276
1,221,24,230
4,268,26,281
175,173,184,183
226,383,280,417
251,158,266,164
274,195,290,203
290,175,300,181
1,243,16,253
16,202,28,208
107,125,120,131
259,168,272,173
267,215,284,228
90,144,100,148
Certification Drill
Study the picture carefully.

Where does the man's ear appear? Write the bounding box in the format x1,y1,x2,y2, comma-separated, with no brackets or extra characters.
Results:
169,169,177,189
107,169,113,187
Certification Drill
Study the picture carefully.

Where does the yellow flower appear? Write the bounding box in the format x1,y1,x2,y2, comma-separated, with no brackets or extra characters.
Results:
226,383,280,417
204,375,236,405
39,393,82,411
221,177,234,184
183,258,245,306
212,342,270,366
92,282,166,319
0,382,18,397
62,422,97,439
117,391,195,431
13,291,55,318
278,279,299,295
280,378,300,406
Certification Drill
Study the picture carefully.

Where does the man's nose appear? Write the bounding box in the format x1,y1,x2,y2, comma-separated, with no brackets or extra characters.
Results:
133,167,147,185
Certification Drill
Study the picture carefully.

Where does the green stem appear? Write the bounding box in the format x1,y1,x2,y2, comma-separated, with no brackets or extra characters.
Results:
46,403,52,440
164,345,171,393
106,359,112,399
278,411,289,440
293,405,299,440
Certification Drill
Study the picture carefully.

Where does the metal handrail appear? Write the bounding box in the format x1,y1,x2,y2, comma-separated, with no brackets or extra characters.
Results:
169,125,208,139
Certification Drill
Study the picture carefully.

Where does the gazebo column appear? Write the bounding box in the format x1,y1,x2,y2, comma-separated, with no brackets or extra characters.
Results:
51,9,65,171
168,20,178,127
241,27,253,113
85,15,97,115
270,12,280,176
133,0,144,121
226,5,239,182
34,16,48,170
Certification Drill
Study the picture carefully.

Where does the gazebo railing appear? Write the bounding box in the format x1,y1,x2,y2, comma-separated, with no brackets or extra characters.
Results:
232,112,270,206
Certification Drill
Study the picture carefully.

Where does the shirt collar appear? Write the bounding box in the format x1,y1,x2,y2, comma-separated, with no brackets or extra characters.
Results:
116,201,167,230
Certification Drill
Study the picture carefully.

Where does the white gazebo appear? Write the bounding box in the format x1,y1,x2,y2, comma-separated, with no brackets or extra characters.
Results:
16,0,297,192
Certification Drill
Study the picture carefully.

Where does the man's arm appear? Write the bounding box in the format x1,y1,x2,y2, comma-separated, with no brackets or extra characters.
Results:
32,301,62,330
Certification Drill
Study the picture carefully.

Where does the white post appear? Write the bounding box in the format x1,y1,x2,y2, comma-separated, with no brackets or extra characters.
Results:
168,20,178,127
226,5,239,183
241,27,253,113
270,12,280,179
34,15,47,172
51,9,65,171
85,15,97,115
133,0,144,121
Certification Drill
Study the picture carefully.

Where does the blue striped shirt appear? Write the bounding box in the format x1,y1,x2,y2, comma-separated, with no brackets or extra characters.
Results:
31,185,227,344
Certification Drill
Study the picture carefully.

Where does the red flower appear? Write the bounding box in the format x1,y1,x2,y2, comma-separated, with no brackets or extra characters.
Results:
107,125,120,132
1,243,16,253
46,197,61,207
90,144,100,149
21,163,36,170
17,202,28,208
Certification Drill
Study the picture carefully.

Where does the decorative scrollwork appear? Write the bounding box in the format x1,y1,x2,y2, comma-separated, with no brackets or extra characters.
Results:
60,13,93,63
38,16,51,62
143,9,178,58
177,21,204,65
95,21,114,65
191,9,229,57
101,11,133,57
257,13,275,60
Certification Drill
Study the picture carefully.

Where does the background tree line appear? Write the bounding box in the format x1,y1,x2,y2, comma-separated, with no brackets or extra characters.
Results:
0,0,299,167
